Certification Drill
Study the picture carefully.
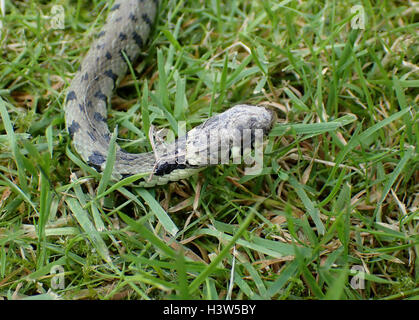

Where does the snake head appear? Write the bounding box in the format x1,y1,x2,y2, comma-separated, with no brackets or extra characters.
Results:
208,104,275,135
153,105,275,175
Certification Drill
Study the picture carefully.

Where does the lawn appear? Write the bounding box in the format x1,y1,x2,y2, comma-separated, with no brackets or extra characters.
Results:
0,0,418,300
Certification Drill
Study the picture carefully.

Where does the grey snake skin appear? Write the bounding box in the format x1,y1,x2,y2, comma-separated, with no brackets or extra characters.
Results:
64,0,274,187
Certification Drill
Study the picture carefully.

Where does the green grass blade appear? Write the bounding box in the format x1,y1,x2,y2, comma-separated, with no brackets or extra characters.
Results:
0,97,28,192
270,114,357,136
322,107,411,191
66,197,111,263
188,210,255,294
374,146,415,221
96,126,118,196
289,175,325,235
135,187,179,237
266,260,299,298
118,212,177,258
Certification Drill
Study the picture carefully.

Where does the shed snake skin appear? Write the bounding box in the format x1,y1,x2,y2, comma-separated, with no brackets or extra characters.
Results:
64,0,274,187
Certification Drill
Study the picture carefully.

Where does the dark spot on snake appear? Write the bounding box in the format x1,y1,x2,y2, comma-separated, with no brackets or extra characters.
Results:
105,51,112,60
155,162,187,176
66,91,77,102
94,90,107,103
94,112,107,122
110,3,120,11
121,173,132,179
68,120,80,138
142,13,152,28
88,151,105,171
97,31,105,38
132,31,144,48
103,133,111,142
89,163,102,172
81,73,88,81
104,69,118,82
115,16,122,22
78,103,85,112
96,43,105,50
119,32,127,41
89,151,105,165
129,13,138,22
87,131,97,142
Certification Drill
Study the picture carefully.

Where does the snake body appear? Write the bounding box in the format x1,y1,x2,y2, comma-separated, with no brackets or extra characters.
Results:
65,0,274,187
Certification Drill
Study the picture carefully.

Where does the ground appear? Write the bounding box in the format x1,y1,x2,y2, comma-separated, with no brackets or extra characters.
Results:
0,0,418,299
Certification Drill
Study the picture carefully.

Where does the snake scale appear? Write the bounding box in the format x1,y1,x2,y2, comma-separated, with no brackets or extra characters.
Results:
65,0,274,187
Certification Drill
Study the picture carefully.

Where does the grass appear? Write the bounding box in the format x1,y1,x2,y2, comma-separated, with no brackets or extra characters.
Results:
0,0,418,300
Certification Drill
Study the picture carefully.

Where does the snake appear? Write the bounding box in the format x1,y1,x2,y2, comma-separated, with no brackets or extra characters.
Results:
64,0,274,187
